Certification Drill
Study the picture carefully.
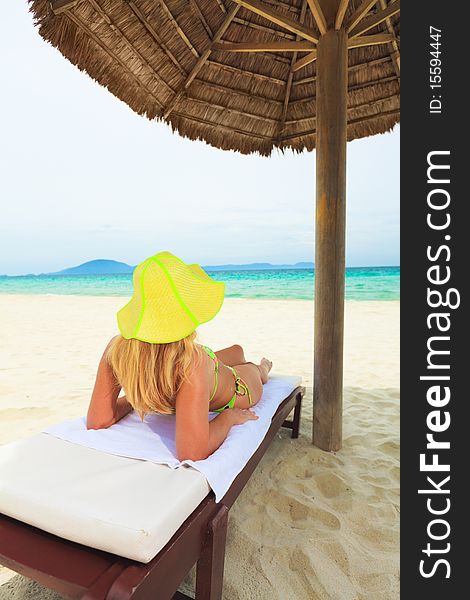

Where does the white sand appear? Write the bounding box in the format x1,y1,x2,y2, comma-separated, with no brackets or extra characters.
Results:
0,295,399,599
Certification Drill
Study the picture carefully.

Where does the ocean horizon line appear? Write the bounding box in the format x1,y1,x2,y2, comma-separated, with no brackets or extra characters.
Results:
1,262,400,278
0,266,400,301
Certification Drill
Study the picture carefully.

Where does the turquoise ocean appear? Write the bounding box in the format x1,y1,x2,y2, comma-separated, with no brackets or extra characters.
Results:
0,267,399,301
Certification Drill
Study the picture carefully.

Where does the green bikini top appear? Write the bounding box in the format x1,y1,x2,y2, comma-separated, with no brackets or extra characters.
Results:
202,345,219,403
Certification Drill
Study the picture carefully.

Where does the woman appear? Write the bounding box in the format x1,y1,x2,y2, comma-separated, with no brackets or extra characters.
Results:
86,251,273,462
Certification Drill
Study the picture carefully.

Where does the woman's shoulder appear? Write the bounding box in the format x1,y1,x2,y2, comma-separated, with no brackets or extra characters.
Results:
198,344,216,360
177,347,210,397
192,344,211,369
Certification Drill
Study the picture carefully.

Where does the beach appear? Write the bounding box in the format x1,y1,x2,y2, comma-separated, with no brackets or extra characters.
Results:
0,295,399,599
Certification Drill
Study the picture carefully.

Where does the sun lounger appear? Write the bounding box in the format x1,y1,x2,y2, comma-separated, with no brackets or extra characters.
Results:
0,379,303,600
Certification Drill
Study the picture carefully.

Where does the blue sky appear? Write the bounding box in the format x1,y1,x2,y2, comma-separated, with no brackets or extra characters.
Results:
0,3,399,276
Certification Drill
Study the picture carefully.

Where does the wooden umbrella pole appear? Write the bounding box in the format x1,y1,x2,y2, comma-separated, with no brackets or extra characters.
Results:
313,27,348,452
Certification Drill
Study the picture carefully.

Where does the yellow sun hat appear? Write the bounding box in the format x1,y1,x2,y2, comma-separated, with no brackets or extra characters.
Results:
117,251,225,343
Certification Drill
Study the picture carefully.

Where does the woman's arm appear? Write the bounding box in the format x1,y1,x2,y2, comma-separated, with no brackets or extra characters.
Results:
175,360,258,461
86,340,133,429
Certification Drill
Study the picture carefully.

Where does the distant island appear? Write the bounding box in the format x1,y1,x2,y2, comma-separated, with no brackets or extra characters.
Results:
50,259,315,275
52,259,135,275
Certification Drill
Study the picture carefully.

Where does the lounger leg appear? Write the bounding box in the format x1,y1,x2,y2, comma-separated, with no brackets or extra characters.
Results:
195,504,229,600
291,392,302,439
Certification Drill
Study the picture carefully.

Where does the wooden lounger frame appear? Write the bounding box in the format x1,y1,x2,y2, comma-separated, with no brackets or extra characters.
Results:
0,386,304,600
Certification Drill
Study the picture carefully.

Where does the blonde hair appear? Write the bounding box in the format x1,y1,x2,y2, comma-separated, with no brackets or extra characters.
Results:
106,332,199,420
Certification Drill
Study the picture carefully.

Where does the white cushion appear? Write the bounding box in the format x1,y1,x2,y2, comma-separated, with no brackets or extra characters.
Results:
0,375,302,563
42,375,302,503
0,433,210,563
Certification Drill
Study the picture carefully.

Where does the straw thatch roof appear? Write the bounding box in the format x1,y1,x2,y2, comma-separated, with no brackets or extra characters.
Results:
29,0,400,155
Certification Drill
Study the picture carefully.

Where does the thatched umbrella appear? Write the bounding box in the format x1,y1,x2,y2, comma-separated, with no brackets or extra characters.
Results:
29,0,400,451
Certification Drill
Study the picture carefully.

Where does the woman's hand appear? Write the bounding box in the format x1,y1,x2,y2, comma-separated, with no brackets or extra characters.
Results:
227,408,259,425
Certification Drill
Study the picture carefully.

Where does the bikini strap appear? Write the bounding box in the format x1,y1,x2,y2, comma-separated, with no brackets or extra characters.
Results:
228,366,253,407
202,345,219,403
237,378,253,406
202,345,217,362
